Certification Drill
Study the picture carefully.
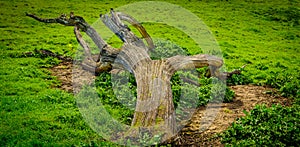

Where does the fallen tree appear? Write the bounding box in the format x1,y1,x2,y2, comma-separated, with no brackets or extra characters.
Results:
26,9,242,144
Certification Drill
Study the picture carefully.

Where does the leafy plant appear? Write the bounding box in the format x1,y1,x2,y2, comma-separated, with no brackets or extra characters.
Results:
198,76,234,105
221,104,300,146
266,71,300,98
226,67,253,86
95,72,134,125
150,39,189,60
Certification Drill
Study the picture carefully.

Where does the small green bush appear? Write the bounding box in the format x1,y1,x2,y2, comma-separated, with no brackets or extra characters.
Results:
95,72,134,125
221,104,300,146
226,68,253,85
266,71,300,98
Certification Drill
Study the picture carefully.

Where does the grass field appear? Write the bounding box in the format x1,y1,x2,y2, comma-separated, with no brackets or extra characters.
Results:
1,0,299,146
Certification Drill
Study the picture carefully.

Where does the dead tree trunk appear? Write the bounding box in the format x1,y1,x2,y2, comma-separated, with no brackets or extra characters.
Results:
27,9,229,142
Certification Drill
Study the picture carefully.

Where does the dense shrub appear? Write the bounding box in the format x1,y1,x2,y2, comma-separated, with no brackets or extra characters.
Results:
221,104,300,146
226,67,253,86
266,71,300,98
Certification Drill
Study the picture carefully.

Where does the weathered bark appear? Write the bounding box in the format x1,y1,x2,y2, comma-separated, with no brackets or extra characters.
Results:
26,9,239,143
101,9,154,51
26,12,120,72
115,43,224,138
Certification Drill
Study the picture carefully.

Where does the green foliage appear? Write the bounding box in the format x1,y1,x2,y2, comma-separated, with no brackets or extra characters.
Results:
137,131,163,146
95,72,135,125
152,41,235,108
221,104,300,146
266,70,300,98
198,76,234,106
226,74,251,85
171,72,182,108
172,73,235,108
150,39,189,60
226,71,253,86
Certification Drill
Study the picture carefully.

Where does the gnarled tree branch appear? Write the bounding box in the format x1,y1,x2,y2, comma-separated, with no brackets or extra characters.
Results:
116,11,155,50
26,10,244,78
101,10,148,51
26,11,121,73
27,9,246,143
26,10,154,74
74,25,94,61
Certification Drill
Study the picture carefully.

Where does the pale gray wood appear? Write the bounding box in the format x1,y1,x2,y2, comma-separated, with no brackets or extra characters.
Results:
27,9,239,143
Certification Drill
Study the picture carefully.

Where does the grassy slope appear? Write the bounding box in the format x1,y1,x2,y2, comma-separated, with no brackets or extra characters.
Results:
0,0,299,146
178,0,299,85
0,0,126,146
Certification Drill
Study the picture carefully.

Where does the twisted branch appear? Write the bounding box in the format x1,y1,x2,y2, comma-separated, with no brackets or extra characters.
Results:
26,9,243,79
74,26,94,61
26,11,120,73
117,12,155,50
26,10,154,73
100,9,154,52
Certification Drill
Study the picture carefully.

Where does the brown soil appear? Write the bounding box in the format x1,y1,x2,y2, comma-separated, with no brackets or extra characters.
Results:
49,61,292,146
166,85,292,146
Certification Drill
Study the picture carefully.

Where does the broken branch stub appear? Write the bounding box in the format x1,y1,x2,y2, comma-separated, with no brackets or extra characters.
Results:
27,9,226,142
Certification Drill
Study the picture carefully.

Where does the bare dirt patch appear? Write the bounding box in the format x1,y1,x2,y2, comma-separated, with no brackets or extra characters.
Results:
167,85,292,146
49,61,292,146
49,61,95,93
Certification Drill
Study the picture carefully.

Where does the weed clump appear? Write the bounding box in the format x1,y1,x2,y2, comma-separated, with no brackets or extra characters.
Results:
221,104,300,146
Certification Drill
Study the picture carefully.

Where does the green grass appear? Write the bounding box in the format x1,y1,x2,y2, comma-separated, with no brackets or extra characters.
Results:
0,0,299,146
